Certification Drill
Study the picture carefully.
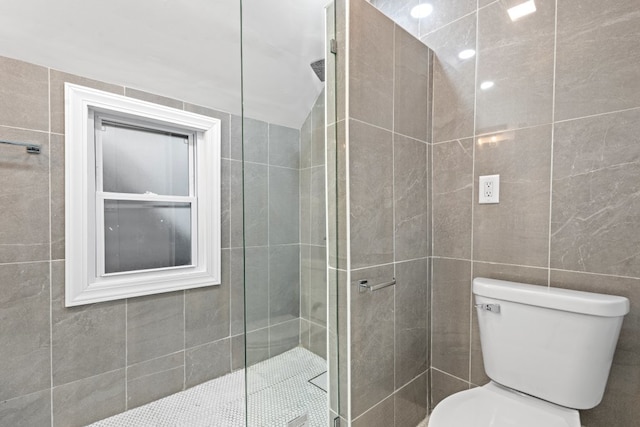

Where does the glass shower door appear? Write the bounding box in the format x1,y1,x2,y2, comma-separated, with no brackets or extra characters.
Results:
240,0,340,425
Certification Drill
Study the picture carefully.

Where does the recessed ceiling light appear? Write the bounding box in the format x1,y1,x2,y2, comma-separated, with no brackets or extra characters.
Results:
480,81,495,90
458,49,476,60
507,0,537,21
410,3,434,19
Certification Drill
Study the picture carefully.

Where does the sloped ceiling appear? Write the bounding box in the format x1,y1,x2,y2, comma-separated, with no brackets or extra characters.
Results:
0,0,327,129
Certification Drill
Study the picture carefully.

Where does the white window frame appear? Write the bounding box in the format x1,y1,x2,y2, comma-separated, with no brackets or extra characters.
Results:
65,83,221,306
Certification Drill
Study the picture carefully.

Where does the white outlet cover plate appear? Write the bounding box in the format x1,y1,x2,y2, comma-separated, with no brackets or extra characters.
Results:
479,174,500,204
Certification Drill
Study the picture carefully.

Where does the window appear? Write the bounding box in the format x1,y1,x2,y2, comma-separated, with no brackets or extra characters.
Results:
65,84,220,306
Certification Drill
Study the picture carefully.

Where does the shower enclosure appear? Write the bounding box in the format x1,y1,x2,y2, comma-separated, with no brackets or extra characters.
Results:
0,0,344,425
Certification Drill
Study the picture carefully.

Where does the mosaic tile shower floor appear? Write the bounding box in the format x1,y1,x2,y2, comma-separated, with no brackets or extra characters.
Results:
91,347,327,427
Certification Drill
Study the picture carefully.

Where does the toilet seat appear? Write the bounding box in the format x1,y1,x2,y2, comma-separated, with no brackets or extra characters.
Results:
428,382,581,427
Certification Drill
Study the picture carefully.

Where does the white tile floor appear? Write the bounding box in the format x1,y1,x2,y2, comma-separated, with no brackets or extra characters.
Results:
91,347,327,427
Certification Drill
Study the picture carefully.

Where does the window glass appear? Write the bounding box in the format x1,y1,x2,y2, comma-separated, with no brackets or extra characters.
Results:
104,200,192,274
101,122,190,196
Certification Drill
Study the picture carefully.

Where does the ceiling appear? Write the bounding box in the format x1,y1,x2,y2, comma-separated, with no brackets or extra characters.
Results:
0,0,327,129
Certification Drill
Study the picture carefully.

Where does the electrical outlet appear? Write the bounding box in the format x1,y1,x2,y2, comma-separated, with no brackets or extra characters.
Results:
479,174,499,204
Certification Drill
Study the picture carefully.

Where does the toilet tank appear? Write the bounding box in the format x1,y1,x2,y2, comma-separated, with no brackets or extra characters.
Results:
473,277,629,410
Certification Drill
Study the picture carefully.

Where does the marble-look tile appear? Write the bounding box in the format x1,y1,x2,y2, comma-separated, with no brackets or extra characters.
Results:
432,139,473,259
0,127,50,263
349,0,395,130
555,0,640,121
229,160,244,248
183,103,231,160
269,124,299,168
421,13,476,143
300,112,313,169
430,369,468,408
127,292,184,365
300,318,311,351
479,0,497,6
229,114,242,160
269,319,300,357
52,369,125,427
268,166,299,245
0,262,50,401
395,259,428,389
0,56,48,131
127,352,184,380
419,0,477,36
349,120,394,269
309,245,328,326
49,69,124,134
473,125,552,267
551,109,640,277
230,116,268,163
269,244,300,324
470,262,548,386
310,323,327,360
431,258,471,380
244,246,269,331
230,248,245,336
369,0,420,37
300,245,311,319
50,134,65,260
351,264,395,417
51,261,126,386
352,394,394,427
0,389,51,427
231,334,245,371
475,0,555,134
394,135,428,261
185,338,231,388
395,373,428,427
244,163,268,247
472,261,549,286
300,168,311,245
220,159,231,249
310,166,327,246
127,352,184,409
125,87,183,109
185,249,230,347
550,270,640,427
246,328,269,367
394,25,430,141
311,89,326,168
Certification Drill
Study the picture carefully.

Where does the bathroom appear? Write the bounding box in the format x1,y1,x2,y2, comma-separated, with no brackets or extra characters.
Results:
0,0,638,426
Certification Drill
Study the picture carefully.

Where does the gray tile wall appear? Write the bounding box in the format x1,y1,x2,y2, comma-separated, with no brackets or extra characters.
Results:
342,1,432,425
239,111,302,367
370,0,640,425
0,54,301,426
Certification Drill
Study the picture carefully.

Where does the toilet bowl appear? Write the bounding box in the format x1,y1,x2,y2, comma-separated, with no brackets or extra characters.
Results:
428,382,580,427
428,277,629,427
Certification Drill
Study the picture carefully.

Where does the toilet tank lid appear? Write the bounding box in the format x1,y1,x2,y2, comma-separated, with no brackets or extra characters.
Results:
473,278,630,317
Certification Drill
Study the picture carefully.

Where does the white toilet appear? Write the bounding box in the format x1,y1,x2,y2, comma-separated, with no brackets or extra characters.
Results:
429,277,630,427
